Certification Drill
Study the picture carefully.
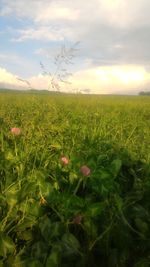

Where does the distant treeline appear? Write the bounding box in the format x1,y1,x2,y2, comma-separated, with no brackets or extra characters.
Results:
139,91,150,95
0,88,62,95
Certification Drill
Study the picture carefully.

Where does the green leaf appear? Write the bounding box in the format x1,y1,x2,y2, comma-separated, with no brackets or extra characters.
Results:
134,260,150,267
31,241,48,261
18,230,33,241
39,216,51,241
50,222,64,239
18,182,37,201
83,218,98,239
0,233,15,258
132,204,149,218
27,201,43,217
5,191,18,207
5,183,19,207
28,260,43,267
46,245,62,267
61,233,80,256
38,181,53,198
16,217,36,231
69,172,78,184
135,218,149,234
85,202,104,218
66,195,85,210
88,176,101,194
5,151,16,161
50,144,61,150
115,195,123,211
99,170,111,180
22,259,43,267
110,159,122,178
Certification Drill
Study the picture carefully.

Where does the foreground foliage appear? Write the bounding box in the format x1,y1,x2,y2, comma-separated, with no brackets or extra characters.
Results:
0,93,150,267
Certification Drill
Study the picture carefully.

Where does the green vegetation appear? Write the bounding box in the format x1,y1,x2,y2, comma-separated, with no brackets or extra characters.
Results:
139,91,150,96
0,92,150,267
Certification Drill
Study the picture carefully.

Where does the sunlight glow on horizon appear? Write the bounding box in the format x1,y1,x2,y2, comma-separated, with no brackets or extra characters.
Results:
0,65,150,94
96,66,146,84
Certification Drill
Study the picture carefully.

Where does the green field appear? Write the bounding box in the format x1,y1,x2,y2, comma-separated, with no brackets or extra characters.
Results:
0,92,150,267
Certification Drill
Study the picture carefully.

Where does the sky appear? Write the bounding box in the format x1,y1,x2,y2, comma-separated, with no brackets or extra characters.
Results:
1,0,150,94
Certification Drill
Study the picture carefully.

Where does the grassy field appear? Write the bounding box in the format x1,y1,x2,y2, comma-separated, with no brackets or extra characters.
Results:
0,92,150,267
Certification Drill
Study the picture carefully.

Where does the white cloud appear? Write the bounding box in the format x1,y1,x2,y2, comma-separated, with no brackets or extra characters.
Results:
0,67,19,84
11,26,74,42
28,74,50,89
0,0,79,22
4,0,150,69
11,27,62,42
0,54,9,59
1,0,150,28
1,64,149,94
35,3,79,22
0,51,41,78
27,64,150,94
0,67,29,89
69,65,150,94
1,0,150,94
0,53,19,60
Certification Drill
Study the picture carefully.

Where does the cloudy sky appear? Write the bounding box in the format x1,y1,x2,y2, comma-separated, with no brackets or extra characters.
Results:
1,0,150,94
